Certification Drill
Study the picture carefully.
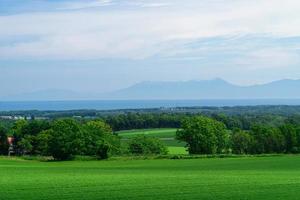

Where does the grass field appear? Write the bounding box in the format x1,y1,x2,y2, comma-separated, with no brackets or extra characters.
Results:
167,146,188,154
2,156,300,200
116,128,178,139
117,128,188,154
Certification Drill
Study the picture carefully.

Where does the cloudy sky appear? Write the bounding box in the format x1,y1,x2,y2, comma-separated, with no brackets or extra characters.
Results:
1,0,300,96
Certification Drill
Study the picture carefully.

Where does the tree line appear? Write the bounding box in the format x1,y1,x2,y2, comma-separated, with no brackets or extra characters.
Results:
0,119,167,160
103,113,300,132
104,113,183,131
177,116,300,154
1,113,300,160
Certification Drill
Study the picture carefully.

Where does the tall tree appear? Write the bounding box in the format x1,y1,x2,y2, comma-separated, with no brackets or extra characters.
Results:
231,129,252,154
81,120,120,159
47,119,83,160
279,124,297,153
176,116,227,154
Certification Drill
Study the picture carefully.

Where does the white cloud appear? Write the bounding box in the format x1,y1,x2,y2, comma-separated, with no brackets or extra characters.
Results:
1,0,300,62
57,0,113,10
233,48,300,70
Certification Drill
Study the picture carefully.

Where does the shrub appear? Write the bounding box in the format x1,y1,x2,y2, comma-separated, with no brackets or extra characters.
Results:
128,135,168,155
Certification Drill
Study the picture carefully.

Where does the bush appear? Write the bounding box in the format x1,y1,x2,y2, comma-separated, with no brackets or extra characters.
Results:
128,135,168,155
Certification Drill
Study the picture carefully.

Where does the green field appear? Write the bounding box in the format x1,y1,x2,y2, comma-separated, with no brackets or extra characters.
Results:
116,128,178,139
167,146,188,154
117,128,187,154
2,156,300,200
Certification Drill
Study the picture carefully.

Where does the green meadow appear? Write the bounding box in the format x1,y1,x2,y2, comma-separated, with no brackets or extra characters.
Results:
116,128,188,154
116,128,178,138
2,156,300,200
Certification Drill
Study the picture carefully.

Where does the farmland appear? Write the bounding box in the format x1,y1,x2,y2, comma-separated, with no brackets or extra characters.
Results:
1,156,300,200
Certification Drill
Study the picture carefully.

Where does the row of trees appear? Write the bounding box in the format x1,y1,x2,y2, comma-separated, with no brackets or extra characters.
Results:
231,124,300,154
0,119,167,160
103,113,274,131
0,119,120,160
2,114,300,159
177,116,300,154
104,113,183,131
103,112,300,132
102,113,300,136
2,112,300,133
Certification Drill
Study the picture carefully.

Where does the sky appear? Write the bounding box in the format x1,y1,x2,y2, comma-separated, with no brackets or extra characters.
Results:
1,0,300,96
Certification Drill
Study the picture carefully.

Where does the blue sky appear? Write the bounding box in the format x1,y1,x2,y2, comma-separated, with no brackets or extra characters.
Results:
1,0,300,96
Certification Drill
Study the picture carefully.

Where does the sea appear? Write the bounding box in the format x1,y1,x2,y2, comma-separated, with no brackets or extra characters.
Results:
1,99,300,111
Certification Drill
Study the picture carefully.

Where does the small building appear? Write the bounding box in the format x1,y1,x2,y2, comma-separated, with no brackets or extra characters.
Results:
7,137,14,156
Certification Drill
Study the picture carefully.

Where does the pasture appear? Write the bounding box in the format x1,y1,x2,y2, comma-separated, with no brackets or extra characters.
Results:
1,156,300,200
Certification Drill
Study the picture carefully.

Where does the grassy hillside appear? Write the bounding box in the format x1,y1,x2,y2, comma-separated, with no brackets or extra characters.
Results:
116,128,187,154
2,156,300,200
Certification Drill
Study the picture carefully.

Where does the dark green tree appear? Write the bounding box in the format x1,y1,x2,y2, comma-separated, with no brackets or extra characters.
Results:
249,125,268,154
279,124,298,153
176,116,228,154
47,119,83,160
231,129,252,154
0,125,8,155
250,125,285,154
17,136,33,155
81,120,120,159
264,127,285,153
35,129,53,156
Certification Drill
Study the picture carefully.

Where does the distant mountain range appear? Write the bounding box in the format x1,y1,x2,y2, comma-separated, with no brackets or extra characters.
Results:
102,78,300,100
3,78,300,101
